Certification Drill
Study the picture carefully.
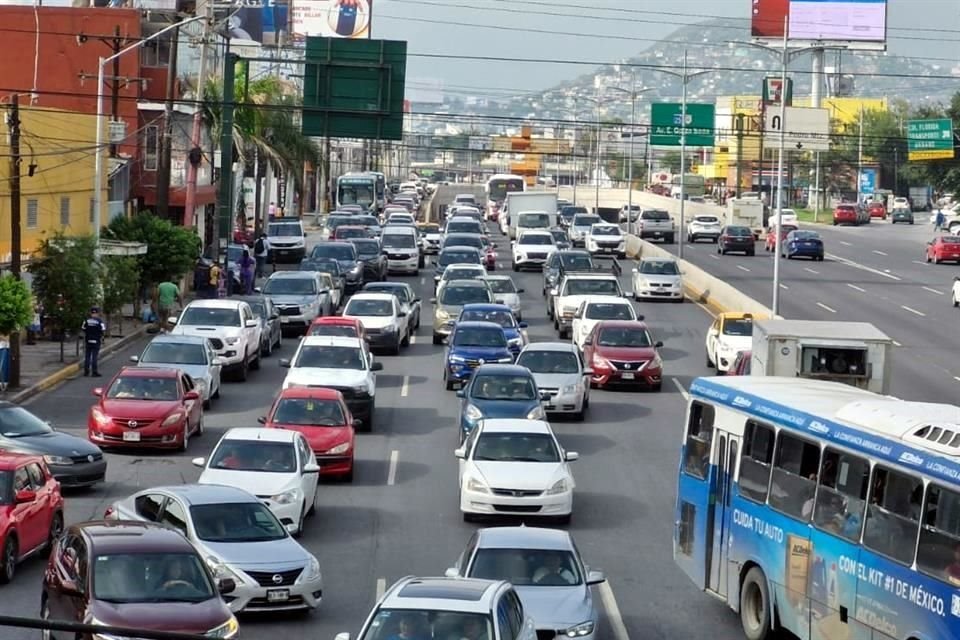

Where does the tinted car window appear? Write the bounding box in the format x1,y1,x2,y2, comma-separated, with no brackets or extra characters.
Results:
639,261,680,275
311,244,357,260
441,286,492,306
725,227,753,237
263,277,317,295
295,345,365,369
272,398,345,426
140,342,207,366
439,250,481,266
642,210,670,221
519,234,554,245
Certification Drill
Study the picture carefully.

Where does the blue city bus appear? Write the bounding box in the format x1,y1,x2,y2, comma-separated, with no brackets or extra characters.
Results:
675,376,960,640
367,170,386,212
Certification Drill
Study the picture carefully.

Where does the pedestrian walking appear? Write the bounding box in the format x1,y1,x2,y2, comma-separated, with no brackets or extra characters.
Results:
82,306,106,377
254,232,270,278
936,209,946,232
240,249,256,294
155,279,182,332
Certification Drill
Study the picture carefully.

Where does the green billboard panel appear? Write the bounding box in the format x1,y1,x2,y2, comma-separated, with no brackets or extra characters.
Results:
651,103,715,147
302,37,407,141
907,119,955,161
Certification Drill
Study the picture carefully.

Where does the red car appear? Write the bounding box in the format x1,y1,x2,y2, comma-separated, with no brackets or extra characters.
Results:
764,224,799,252
730,350,752,376
868,202,887,219
308,316,367,341
481,236,497,270
261,387,357,481
88,367,203,451
0,453,64,583
582,320,664,391
926,235,960,264
833,204,859,225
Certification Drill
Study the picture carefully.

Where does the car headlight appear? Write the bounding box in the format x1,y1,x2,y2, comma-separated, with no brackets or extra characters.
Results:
561,383,580,395
507,337,522,347
206,557,243,583
648,354,663,369
564,621,595,637
526,405,546,420
327,441,351,455
224,336,240,345
297,555,322,583
206,616,240,639
91,407,111,425
353,384,370,395
546,479,569,495
44,455,73,466
383,325,398,334
497,356,514,363
436,309,450,321
270,488,302,505
464,403,483,421
161,412,185,427
466,476,490,494
449,354,466,364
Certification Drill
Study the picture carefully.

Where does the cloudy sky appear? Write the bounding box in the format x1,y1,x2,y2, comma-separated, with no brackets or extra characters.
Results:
369,0,960,95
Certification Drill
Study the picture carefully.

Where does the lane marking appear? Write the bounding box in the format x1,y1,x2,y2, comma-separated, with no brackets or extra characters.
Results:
872,250,888,256
923,286,944,296
598,582,631,640
419,277,425,285
804,267,820,275
387,450,399,486
410,334,417,344
671,377,689,401
839,241,852,246
826,253,902,281
376,578,386,600
847,284,866,293
954,376,960,384
709,254,720,260
736,265,751,272
816,302,837,313
400,375,410,397
913,260,927,265
779,284,789,290
901,305,926,317
893,340,902,347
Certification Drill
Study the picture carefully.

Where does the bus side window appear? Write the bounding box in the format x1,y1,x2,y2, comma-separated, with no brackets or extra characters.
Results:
812,448,869,541
917,483,960,586
683,401,715,480
739,420,775,503
862,466,923,566
768,432,820,521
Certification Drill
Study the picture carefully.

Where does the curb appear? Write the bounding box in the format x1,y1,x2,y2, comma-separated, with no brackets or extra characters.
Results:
10,326,150,404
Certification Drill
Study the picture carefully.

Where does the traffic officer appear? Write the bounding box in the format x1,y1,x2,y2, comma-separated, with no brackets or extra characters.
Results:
82,306,106,377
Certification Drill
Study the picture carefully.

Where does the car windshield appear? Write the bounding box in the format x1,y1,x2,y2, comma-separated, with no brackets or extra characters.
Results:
92,553,215,604
388,216,414,224
723,318,753,336
382,234,417,249
263,278,317,296
312,245,356,260
190,502,287,543
943,236,960,244
559,254,593,270
468,548,582,586
268,223,302,237
574,215,601,227
0,406,53,437
180,307,239,327
447,222,482,234
792,231,820,240
566,279,618,295
246,301,267,318
517,351,579,374
446,236,483,249
337,228,367,239
357,216,379,227
562,207,587,217
140,342,207,366
473,432,559,462
360,610,492,640
0,471,10,504
585,303,633,320
520,234,553,245
345,299,394,317
366,285,409,302
642,210,670,220
486,279,516,294
597,327,652,347
461,310,515,328
295,345,365,370
210,439,297,473
444,268,484,281
725,227,753,237
454,328,507,347
550,231,568,242
420,224,440,234
441,286,491,306
471,375,537,401
593,226,620,236
640,261,680,275
309,324,359,338
272,398,346,426
440,250,480,266
106,376,178,400
326,216,352,229
303,259,340,275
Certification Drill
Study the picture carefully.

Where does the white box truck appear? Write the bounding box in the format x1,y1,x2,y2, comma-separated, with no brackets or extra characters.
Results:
726,198,765,238
750,319,894,395
505,192,558,239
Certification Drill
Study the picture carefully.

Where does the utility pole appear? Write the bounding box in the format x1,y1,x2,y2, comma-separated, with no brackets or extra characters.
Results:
155,25,180,220
110,26,122,158
184,0,213,229
594,91,601,212
8,94,22,388
571,109,578,204
214,50,239,262
734,113,744,198
857,105,864,205
772,18,788,317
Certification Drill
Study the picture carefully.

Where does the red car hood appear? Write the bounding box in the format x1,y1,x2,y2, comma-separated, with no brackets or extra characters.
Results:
90,599,231,634
595,345,657,361
270,423,353,452
100,399,180,420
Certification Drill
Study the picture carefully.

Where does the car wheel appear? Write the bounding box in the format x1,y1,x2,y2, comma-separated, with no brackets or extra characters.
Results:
46,512,64,553
262,336,272,357
954,296,959,308
196,412,204,437
740,567,773,640
559,327,569,339
706,348,715,368
236,357,248,382
251,348,262,370
390,338,401,355
747,249,755,256
342,466,354,483
935,256,942,265
276,330,283,350
432,333,443,345
651,383,662,392
0,535,17,584
462,512,477,523
401,330,410,347
294,503,306,538
445,376,455,391
203,397,211,410
212,380,221,399
555,513,572,525
927,254,932,263
818,255,824,262
512,262,519,272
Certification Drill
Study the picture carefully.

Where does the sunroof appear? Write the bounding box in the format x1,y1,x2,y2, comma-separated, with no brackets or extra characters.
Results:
398,580,488,601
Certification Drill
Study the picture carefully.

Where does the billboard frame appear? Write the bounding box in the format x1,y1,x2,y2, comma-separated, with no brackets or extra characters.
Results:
750,0,888,52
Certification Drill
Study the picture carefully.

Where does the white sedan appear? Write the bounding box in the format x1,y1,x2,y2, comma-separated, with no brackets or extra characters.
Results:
571,297,638,350
770,208,798,226
456,418,577,523
342,292,410,355
193,427,320,536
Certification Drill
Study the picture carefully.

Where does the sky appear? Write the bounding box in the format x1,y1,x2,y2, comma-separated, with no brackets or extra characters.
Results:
369,0,960,97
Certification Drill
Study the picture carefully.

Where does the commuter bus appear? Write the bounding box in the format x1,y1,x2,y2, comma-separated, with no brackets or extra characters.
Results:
670,173,706,198
367,170,387,212
675,375,960,640
485,173,525,220
336,172,378,213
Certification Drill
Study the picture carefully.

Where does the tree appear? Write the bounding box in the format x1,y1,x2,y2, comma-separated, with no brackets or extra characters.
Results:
29,234,100,350
100,256,140,332
659,151,684,173
105,212,200,290
0,276,33,336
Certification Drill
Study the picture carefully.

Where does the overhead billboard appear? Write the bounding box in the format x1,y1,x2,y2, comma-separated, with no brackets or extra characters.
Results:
751,0,887,50
292,0,373,40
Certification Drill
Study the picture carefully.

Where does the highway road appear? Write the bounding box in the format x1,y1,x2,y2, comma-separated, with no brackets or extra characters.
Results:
655,216,960,402
0,220,746,640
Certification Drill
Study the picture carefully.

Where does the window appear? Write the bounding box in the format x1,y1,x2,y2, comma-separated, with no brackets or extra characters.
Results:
812,448,869,541
739,421,775,503
25,463,45,489
134,493,165,522
141,36,171,67
59,196,70,227
504,590,524,639
160,499,188,536
683,401,714,479
496,598,515,640
144,126,159,171
863,466,923,565
917,484,960,585
12,467,30,492
26,199,38,228
768,433,820,521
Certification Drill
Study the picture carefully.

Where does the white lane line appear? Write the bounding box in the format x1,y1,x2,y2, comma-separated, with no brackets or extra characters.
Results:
923,286,944,296
709,254,720,260
400,375,410,397
816,302,837,313
872,250,888,256
893,340,903,347
804,267,820,275
839,240,852,246
387,450,399,486
410,334,417,344
901,305,926,317
847,284,866,293
376,578,386,600
826,253,902,281
419,277,425,285
913,260,927,265
598,582,631,640
779,284,789,290
671,378,689,401
954,376,960,384
736,265,751,272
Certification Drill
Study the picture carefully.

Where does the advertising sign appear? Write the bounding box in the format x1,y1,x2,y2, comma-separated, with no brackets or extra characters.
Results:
292,0,373,40
907,119,955,161
859,168,877,195
762,77,793,107
223,0,290,46
751,0,887,50
763,107,831,151
650,103,716,147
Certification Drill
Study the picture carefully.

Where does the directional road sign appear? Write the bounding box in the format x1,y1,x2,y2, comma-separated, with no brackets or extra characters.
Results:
763,107,831,151
907,119,955,161
650,103,715,147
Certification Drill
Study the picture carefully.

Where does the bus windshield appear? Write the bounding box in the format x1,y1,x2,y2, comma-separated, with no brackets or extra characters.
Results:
487,177,525,202
338,180,375,206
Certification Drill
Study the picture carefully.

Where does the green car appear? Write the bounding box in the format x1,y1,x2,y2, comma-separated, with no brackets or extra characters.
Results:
891,208,914,224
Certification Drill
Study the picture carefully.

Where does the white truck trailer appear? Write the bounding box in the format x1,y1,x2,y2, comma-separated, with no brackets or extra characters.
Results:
725,198,765,238
504,192,558,240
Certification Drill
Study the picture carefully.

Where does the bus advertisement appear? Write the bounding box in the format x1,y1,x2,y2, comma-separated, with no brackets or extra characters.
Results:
485,173,525,219
336,173,377,213
675,376,960,640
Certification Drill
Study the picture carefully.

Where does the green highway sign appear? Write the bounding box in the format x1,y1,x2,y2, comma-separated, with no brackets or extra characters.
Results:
907,119,955,161
650,103,715,147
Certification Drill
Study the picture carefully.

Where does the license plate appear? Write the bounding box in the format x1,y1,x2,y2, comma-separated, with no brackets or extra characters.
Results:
544,405,556,411
602,248,613,253
280,316,291,324
653,231,663,236
267,589,290,602
122,431,141,442
621,372,635,380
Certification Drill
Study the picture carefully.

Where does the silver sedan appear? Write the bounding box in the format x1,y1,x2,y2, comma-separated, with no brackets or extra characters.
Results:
516,342,591,421
131,335,222,408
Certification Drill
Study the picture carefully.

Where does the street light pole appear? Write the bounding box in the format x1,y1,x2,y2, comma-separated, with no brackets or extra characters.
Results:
610,78,652,235
594,91,601,212
772,18,788,317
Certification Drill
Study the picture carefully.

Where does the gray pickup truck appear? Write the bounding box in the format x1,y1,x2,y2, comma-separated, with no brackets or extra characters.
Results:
637,209,675,244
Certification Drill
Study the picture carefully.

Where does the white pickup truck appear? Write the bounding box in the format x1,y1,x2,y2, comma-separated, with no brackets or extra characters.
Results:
550,273,624,339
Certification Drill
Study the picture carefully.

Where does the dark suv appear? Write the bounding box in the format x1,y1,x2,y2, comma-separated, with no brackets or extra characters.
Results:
42,520,238,638
718,226,756,256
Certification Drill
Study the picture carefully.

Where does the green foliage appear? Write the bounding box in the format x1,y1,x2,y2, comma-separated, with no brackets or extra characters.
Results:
0,275,33,335
100,256,140,318
29,233,100,335
105,212,200,287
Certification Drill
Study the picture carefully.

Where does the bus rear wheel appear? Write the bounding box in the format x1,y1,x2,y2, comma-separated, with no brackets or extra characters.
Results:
740,567,773,640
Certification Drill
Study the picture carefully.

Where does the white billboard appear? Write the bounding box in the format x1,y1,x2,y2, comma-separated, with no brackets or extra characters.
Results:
751,0,887,51
292,0,372,40
764,106,831,151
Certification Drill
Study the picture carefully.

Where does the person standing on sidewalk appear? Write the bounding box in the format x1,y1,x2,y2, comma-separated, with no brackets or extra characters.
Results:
254,232,270,278
155,279,182,332
82,306,106,377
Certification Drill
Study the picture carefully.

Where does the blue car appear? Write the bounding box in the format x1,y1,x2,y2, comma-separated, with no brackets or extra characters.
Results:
783,230,824,261
444,321,515,390
455,364,545,443
457,303,528,357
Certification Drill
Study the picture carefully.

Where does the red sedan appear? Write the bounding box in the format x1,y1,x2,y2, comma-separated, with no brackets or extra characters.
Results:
308,316,367,340
868,202,887,219
88,367,203,451
833,204,859,225
261,387,356,481
926,235,960,264
582,320,664,391
0,453,63,583
764,224,799,252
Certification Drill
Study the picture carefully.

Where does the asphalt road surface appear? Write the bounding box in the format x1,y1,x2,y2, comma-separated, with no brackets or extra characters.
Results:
0,223,746,640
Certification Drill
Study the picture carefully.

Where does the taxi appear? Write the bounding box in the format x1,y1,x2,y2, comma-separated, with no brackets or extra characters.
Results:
705,312,754,374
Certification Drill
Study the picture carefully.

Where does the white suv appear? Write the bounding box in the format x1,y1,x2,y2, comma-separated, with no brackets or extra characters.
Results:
169,299,262,381
585,223,625,258
512,230,556,271
267,219,307,263
342,293,410,355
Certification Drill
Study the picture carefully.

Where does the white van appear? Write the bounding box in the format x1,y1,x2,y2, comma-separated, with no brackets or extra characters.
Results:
266,219,306,263
380,227,421,274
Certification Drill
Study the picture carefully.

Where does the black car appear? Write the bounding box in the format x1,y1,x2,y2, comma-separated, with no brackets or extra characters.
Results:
718,225,756,256
351,238,388,281
542,249,594,298
559,205,587,228
549,227,572,250
310,242,364,292
234,294,282,356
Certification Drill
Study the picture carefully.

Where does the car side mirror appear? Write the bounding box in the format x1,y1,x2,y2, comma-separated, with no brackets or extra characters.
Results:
586,570,606,585
92,387,103,397
632,267,638,273
455,389,465,398
254,287,262,293
655,341,664,348
336,633,351,640
454,447,466,459
245,319,258,328
191,457,206,468
518,322,528,329
583,368,594,376
353,419,362,428
430,297,437,304
15,489,36,504
257,416,267,424
128,355,139,363
413,297,422,303
304,463,321,474
445,567,460,578
213,357,225,366
279,359,291,368
565,451,580,461
517,288,525,293
398,311,407,318
270,313,280,320
548,288,558,297
184,390,201,401
218,578,237,595
371,362,384,371
584,338,593,346
637,314,645,321
59,578,84,597
167,316,178,326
